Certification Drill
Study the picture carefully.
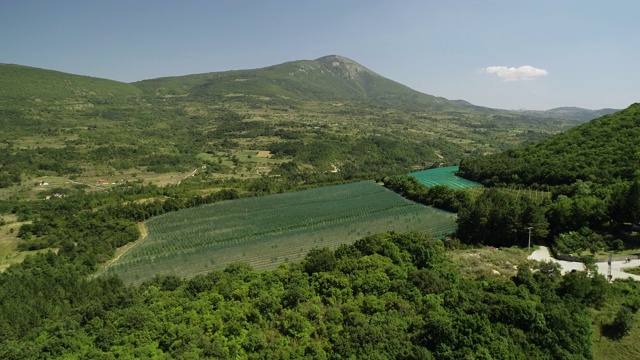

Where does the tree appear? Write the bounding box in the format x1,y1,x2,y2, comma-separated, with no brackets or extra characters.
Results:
626,179,640,224
457,189,541,247
303,248,337,275
519,196,549,239
554,227,605,256
602,307,634,340
581,256,597,276
555,231,588,255
513,264,538,294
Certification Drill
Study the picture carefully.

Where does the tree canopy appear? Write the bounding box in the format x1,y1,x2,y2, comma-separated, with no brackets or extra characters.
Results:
458,103,640,189
0,232,598,359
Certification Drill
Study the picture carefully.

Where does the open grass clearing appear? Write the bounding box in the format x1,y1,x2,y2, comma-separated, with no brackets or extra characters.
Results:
591,297,640,360
197,150,289,177
450,246,529,279
0,216,58,271
623,266,640,276
198,150,287,164
0,216,22,267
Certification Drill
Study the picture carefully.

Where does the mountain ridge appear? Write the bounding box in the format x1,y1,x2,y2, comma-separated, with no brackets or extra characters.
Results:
1,58,619,116
523,106,620,123
130,55,458,111
0,63,142,102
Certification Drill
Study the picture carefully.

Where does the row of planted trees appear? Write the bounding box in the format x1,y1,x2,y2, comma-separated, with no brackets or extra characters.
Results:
383,174,639,255
383,175,548,247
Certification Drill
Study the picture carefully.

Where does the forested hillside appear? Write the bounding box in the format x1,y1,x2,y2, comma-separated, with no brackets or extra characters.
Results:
0,63,142,102
455,103,640,263
458,103,640,188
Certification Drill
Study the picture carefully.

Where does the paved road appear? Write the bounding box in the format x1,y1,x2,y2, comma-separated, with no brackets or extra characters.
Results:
528,246,640,281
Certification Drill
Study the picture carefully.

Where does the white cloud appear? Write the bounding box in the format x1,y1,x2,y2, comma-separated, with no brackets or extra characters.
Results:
485,65,548,81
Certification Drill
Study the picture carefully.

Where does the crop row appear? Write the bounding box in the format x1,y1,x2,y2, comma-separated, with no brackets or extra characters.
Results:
409,166,482,189
100,181,457,284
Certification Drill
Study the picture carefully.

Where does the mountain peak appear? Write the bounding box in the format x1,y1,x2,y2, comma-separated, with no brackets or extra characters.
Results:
316,55,359,65
132,55,455,110
315,55,374,80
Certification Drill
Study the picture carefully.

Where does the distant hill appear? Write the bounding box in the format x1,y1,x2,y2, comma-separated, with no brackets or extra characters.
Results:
0,63,142,103
1,58,612,123
132,55,458,111
458,103,640,187
522,107,620,123
440,101,618,123
544,106,619,121
130,55,604,152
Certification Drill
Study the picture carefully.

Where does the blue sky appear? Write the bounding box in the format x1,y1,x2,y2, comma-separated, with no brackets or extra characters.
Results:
1,0,638,110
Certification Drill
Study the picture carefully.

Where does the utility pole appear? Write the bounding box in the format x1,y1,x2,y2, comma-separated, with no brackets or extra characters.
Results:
527,226,533,252
608,251,613,282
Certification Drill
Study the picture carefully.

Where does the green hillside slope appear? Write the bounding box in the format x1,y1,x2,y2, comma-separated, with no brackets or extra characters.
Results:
0,63,148,140
458,103,640,187
0,63,142,102
133,55,454,110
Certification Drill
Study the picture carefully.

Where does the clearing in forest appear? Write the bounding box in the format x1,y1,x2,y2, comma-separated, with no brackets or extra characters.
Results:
409,166,482,189
98,181,456,284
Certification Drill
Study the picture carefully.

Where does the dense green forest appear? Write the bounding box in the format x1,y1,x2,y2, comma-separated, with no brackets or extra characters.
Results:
458,103,640,188
1,231,610,359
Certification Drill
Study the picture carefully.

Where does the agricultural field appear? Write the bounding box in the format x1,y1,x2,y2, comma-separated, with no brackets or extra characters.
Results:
409,166,550,205
464,186,551,204
98,181,456,284
409,166,482,189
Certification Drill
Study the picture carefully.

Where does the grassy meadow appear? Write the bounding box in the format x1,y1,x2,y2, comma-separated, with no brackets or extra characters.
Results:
0,215,57,271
